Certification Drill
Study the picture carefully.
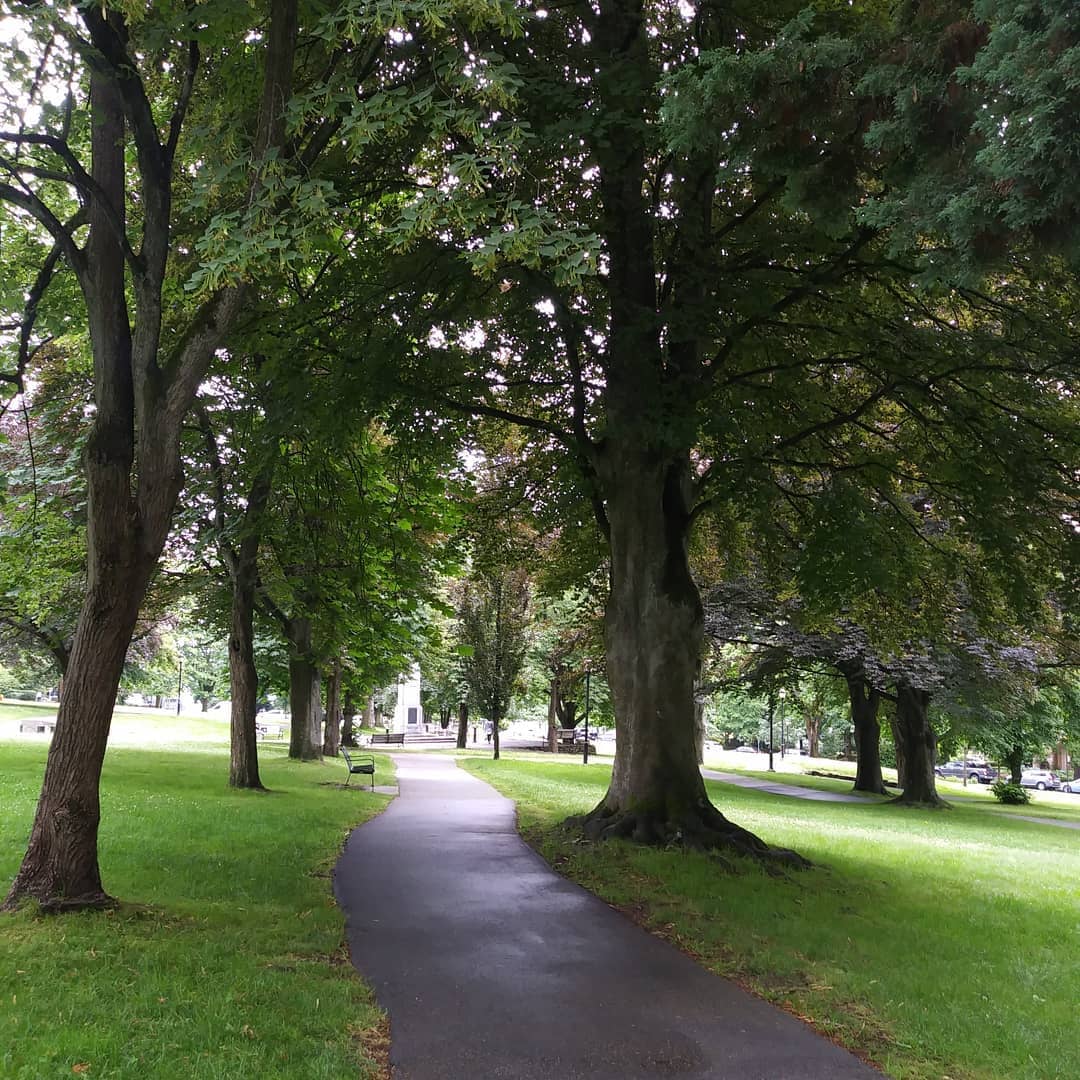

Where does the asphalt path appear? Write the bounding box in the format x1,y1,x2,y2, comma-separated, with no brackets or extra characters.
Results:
335,755,882,1079
700,769,873,803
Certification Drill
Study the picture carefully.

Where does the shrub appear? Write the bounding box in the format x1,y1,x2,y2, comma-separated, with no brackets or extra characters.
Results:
991,780,1030,805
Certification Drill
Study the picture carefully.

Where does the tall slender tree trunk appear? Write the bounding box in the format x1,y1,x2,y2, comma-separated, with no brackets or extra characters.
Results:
3,0,299,910
892,682,946,807
455,701,468,750
492,707,501,761
228,559,263,789
4,72,146,910
287,618,321,761
841,664,886,795
323,659,342,757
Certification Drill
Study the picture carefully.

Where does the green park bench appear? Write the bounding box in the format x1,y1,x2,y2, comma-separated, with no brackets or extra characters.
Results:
369,731,405,746
340,747,376,790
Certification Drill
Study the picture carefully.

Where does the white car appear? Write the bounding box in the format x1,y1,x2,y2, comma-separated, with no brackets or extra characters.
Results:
1020,769,1060,791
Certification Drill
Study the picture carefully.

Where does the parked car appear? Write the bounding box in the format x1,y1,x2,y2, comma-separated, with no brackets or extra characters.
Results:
934,760,998,784
1061,777,1080,794
1019,769,1060,791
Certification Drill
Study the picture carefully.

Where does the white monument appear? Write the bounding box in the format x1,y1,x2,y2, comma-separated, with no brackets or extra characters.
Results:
391,664,423,733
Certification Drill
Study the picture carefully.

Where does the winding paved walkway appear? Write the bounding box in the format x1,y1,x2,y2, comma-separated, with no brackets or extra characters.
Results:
700,769,875,803
335,755,881,1079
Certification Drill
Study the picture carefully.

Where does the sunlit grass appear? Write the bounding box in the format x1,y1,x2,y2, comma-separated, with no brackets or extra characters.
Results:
0,738,393,1079
461,756,1079,1080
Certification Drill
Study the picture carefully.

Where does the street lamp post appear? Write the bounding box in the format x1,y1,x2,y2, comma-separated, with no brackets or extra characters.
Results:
767,686,775,772
779,688,786,759
583,665,591,765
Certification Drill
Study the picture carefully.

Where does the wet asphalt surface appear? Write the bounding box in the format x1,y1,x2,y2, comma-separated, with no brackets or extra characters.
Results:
334,755,882,1079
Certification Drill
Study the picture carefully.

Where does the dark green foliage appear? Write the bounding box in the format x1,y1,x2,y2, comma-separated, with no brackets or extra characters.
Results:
990,780,1030,805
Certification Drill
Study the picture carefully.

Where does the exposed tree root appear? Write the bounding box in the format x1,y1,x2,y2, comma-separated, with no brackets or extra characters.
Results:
566,803,811,871
852,780,890,797
3,887,118,915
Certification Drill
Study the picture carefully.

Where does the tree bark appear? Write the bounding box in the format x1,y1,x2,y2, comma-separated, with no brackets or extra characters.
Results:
287,618,321,761
693,661,706,766
841,664,886,795
3,562,147,909
227,556,263,789
323,659,342,757
455,701,468,749
892,682,946,807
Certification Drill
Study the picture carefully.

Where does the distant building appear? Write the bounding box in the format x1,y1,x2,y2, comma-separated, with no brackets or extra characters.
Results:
391,664,423,733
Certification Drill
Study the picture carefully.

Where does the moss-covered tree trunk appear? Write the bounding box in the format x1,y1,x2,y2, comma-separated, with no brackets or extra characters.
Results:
577,453,802,863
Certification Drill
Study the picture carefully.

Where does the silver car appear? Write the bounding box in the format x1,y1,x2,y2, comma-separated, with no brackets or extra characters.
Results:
1020,769,1060,791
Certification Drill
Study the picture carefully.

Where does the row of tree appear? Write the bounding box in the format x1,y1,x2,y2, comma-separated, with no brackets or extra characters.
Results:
1,0,1077,908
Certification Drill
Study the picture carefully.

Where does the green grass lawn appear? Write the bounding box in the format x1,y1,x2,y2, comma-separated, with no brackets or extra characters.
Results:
461,756,1079,1080
0,735,394,1079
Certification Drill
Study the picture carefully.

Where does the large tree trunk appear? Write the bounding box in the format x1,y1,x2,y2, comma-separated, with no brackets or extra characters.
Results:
892,682,946,807
3,71,145,911
842,664,886,795
323,659,342,757
227,558,263,789
455,701,468,749
287,618,321,761
574,454,804,865
3,565,147,910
